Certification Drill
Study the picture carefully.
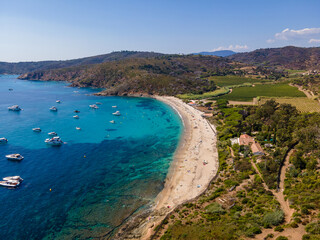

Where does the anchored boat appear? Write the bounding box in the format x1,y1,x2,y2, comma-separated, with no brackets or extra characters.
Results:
8,105,21,111
45,136,63,146
6,154,24,161
50,106,58,111
112,111,121,116
0,180,21,188
3,176,23,182
0,138,8,143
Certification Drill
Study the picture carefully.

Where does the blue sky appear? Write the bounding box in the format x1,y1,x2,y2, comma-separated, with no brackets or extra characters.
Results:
0,0,320,62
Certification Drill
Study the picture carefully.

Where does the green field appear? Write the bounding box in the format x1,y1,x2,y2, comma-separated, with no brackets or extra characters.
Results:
208,75,270,87
214,84,306,101
261,97,320,113
177,87,229,100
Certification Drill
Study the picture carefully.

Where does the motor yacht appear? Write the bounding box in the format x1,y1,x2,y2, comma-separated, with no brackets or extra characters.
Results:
8,105,21,111
0,138,8,143
73,115,79,119
3,176,23,182
112,111,121,116
112,105,117,108
56,100,61,103
76,127,81,130
110,120,115,124
32,128,41,132
50,106,58,111
48,132,57,136
89,104,99,109
5,154,24,161
74,110,80,113
0,180,20,188
45,136,63,146
96,102,102,105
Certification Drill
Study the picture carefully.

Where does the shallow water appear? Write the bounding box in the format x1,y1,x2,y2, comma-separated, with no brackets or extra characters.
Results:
0,75,182,239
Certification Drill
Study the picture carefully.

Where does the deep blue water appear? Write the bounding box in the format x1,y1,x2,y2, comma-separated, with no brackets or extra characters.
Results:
0,75,182,239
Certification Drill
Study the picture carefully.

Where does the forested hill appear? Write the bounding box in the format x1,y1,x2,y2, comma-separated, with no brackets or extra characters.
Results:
0,51,163,74
228,46,320,70
18,55,234,96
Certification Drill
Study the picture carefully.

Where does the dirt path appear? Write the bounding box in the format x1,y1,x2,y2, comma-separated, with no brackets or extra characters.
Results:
250,150,306,240
250,157,293,224
275,150,295,222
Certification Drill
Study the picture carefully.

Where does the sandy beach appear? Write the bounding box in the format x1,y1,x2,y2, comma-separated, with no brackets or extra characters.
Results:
116,96,219,239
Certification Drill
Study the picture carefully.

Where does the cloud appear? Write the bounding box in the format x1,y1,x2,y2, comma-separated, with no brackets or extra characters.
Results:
266,39,275,43
275,28,320,40
309,38,320,43
212,44,248,52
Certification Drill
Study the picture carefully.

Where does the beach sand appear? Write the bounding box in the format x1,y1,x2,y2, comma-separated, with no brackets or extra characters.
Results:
115,96,219,239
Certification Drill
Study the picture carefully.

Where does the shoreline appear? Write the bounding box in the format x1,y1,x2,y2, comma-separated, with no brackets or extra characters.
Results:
114,96,219,239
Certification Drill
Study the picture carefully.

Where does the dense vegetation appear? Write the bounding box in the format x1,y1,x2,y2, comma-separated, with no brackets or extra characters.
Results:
19,55,237,96
154,100,320,239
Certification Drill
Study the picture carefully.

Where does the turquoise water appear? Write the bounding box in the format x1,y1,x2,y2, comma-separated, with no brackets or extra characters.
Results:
0,75,182,239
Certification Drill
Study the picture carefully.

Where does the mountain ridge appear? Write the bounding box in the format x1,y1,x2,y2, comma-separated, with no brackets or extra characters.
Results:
228,46,320,70
0,51,163,74
193,50,236,57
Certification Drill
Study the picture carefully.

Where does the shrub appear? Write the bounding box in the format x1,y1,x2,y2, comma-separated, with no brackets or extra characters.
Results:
290,222,299,228
276,237,288,240
274,225,284,232
263,210,284,226
245,226,262,237
265,233,274,239
205,202,226,214
305,221,320,234
294,217,302,224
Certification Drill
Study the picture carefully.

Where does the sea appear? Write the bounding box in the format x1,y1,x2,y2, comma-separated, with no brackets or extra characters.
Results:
0,75,182,239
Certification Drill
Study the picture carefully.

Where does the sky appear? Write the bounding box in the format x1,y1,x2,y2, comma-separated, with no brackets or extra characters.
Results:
0,0,320,62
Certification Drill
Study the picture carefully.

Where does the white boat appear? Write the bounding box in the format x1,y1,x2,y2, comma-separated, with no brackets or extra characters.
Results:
96,102,102,105
0,137,8,143
50,106,58,111
6,154,24,161
3,176,23,182
76,127,81,130
8,105,21,111
112,111,121,116
89,104,99,109
112,105,117,108
0,180,20,188
110,120,115,124
73,115,79,119
48,132,57,136
32,128,41,132
45,136,63,146
56,100,61,103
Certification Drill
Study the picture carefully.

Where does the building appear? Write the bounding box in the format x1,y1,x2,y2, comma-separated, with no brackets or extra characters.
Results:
239,134,254,146
237,134,265,156
230,137,240,145
251,141,264,156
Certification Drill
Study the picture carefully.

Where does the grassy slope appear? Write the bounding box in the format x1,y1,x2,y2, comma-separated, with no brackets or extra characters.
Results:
176,87,230,100
209,75,270,87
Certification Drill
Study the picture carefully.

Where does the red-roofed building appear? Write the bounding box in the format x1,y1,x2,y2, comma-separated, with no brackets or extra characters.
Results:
239,134,254,146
